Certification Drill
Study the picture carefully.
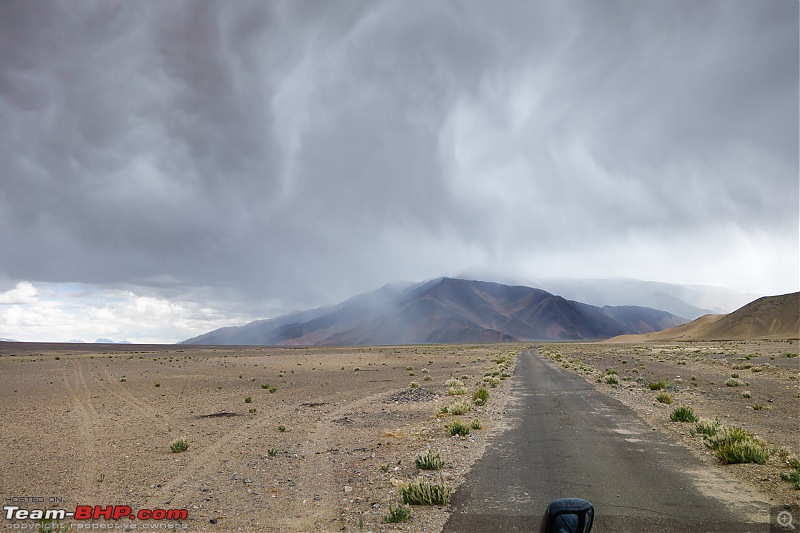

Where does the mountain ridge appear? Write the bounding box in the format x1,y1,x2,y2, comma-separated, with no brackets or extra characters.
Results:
608,292,799,342
182,278,687,345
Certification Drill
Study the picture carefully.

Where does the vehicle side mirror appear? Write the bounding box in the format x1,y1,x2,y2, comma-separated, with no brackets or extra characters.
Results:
540,498,594,533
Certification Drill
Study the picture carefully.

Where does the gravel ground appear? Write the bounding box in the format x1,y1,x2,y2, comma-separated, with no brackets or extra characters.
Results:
0,343,519,532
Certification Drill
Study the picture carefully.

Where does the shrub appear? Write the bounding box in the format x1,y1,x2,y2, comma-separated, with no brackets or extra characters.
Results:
470,419,482,430
445,401,472,416
278,425,286,432
154,383,160,387
742,390,752,399
726,378,745,387
780,468,800,490
384,502,412,523
670,406,697,422
244,396,252,403
448,386,467,396
707,426,770,464
605,374,619,385
472,387,489,404
446,420,470,436
656,392,673,404
415,450,444,471
260,383,270,389
170,439,189,453
695,418,722,437
752,404,768,411
267,448,278,457
409,381,420,389
423,376,433,382
401,479,451,506
605,368,618,375
648,381,666,390
444,378,464,388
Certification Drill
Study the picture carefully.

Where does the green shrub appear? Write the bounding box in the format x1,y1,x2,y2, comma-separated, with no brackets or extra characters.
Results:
444,378,464,388
448,386,467,396
780,468,800,490
410,381,420,389
656,392,673,404
670,406,697,422
707,426,770,464
605,374,619,385
446,420,470,436
695,418,722,437
278,425,286,432
384,502,412,523
445,401,472,416
472,387,489,404
415,450,444,471
170,439,189,453
742,390,752,399
648,381,666,390
470,419,482,430
244,396,252,403
401,479,451,506
726,378,745,387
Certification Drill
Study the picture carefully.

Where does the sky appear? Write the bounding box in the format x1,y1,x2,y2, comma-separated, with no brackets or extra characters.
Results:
1,0,797,343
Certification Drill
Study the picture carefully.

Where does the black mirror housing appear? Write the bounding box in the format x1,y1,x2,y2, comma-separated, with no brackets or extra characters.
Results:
540,498,594,533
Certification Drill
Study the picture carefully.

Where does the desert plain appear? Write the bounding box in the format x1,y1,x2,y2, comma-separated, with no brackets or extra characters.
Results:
0,339,797,532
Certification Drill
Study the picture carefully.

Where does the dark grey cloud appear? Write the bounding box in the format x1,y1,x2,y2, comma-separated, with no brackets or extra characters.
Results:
0,0,797,320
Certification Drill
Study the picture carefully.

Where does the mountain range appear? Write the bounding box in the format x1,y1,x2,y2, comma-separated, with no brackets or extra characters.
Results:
610,292,799,342
182,278,688,345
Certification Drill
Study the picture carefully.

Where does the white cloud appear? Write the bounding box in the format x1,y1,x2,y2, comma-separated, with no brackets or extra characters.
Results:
0,283,265,343
0,282,38,304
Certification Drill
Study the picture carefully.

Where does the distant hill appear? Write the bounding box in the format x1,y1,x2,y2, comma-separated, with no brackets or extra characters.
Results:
183,278,687,345
608,292,799,342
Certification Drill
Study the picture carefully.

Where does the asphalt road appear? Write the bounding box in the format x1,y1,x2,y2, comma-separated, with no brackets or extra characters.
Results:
443,348,770,533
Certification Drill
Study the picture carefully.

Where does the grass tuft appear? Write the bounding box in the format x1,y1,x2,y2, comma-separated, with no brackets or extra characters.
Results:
706,426,770,464
383,502,412,523
401,478,451,506
415,450,444,470
656,391,673,404
170,439,189,453
670,405,697,422
445,420,470,436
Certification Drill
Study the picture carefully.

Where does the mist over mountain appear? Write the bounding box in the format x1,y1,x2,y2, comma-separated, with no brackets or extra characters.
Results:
183,278,687,346
453,269,757,319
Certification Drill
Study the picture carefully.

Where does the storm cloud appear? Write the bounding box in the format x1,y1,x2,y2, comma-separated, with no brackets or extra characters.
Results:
0,0,797,342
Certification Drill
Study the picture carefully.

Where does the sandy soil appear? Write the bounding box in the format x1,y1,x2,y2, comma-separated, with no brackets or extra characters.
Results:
538,340,800,510
2,340,797,532
0,343,519,532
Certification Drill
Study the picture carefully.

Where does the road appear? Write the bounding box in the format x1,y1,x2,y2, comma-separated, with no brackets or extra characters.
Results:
443,348,770,532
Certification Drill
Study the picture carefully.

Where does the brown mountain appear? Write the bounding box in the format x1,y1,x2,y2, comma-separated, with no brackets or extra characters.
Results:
183,278,687,345
608,292,799,342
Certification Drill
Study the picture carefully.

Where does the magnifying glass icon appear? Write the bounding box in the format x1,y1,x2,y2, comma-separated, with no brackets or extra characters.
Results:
778,510,796,530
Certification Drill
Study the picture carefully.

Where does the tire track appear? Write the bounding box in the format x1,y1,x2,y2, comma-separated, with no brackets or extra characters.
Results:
61,361,103,500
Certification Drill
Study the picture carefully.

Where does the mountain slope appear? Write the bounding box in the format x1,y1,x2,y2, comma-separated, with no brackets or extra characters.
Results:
183,278,687,345
608,292,799,342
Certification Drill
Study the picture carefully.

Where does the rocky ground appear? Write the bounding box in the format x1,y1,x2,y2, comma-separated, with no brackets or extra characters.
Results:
0,343,519,532
1,340,796,532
